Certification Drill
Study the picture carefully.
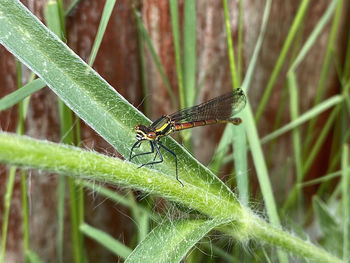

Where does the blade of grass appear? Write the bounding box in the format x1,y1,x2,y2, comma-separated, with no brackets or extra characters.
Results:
222,0,238,90
300,169,350,187
341,144,349,260
232,123,248,205
287,72,303,210
17,61,30,259
209,0,271,177
169,0,184,109
0,78,46,111
237,0,243,85
288,0,338,73
208,125,233,173
169,0,193,149
88,0,116,66
64,0,81,16
303,0,344,153
241,0,271,92
134,10,177,109
243,103,281,227
255,0,310,123
0,60,26,263
183,0,196,106
223,0,249,208
243,100,289,263
80,223,132,259
0,166,16,263
302,104,340,175
135,5,150,116
261,95,343,144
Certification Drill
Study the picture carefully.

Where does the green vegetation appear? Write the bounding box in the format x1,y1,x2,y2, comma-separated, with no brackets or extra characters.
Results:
0,0,348,262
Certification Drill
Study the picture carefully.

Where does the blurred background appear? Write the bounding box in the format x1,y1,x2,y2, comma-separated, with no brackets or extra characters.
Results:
0,0,349,262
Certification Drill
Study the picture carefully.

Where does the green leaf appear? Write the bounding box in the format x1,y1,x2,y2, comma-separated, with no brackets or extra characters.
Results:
125,219,225,263
261,95,343,144
80,224,132,259
0,0,235,198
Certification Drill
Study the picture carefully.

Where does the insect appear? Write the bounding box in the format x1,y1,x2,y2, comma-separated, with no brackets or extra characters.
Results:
129,88,247,186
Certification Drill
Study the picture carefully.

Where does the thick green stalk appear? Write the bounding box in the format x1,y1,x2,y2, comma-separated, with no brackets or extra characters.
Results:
0,132,344,263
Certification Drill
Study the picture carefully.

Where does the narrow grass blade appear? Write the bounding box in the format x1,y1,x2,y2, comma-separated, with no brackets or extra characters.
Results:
0,167,16,263
223,0,249,207
88,0,116,66
80,180,160,222
80,224,132,259
261,95,343,144
232,121,249,205
64,0,81,16
0,78,45,111
208,125,233,173
183,0,196,106
222,0,238,89
242,101,288,263
255,0,310,122
125,219,226,263
241,0,271,92
287,72,303,206
243,103,281,227
237,0,243,85
341,144,349,260
288,0,338,72
135,6,149,116
134,10,177,109
169,0,185,109
302,105,340,175
303,0,344,152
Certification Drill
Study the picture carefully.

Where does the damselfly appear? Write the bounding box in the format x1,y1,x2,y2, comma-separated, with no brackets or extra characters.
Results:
129,88,247,186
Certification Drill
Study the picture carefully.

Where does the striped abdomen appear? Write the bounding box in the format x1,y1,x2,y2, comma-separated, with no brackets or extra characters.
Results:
174,118,242,131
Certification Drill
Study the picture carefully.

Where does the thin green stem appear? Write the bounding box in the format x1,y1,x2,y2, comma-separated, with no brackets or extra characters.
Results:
223,0,238,90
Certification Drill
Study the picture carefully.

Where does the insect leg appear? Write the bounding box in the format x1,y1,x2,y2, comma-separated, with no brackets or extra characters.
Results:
138,141,164,168
158,141,183,187
129,140,155,161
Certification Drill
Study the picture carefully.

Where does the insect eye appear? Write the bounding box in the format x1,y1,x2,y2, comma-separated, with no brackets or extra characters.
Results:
147,132,156,139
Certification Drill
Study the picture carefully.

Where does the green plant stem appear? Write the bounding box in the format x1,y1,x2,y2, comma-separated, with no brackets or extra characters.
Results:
0,166,16,263
0,132,343,263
